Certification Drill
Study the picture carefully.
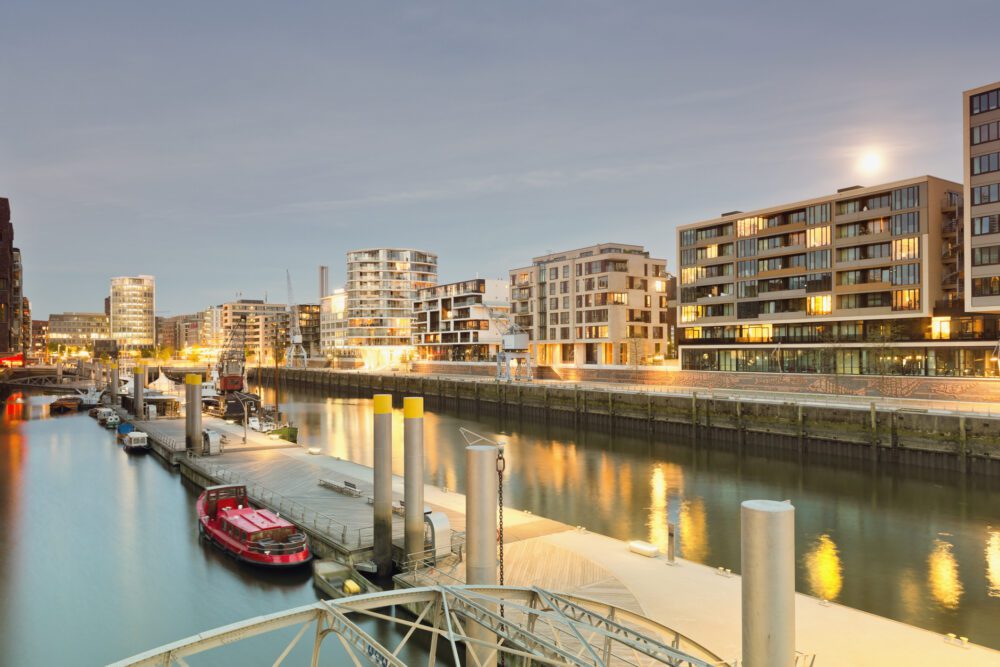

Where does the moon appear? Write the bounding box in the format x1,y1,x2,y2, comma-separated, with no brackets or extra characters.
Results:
858,150,883,176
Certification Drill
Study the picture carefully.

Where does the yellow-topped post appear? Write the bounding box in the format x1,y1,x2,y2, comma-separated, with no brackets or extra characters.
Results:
403,397,425,559
373,394,393,576
185,374,202,452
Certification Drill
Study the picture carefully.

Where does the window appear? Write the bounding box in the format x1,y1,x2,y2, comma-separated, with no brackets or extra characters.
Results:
973,245,1000,266
738,260,756,277
805,273,831,293
836,200,861,215
737,217,766,237
972,120,1000,145
806,203,830,224
680,229,697,246
891,263,920,285
892,186,920,210
549,268,558,280
562,265,570,278
973,214,1000,236
972,276,1000,297
738,280,757,298
737,239,757,257
971,87,1000,115
892,289,920,311
972,151,1000,175
867,193,891,210
807,295,831,315
806,226,830,248
891,212,919,235
972,183,1000,206
680,249,697,266
788,210,806,224
806,250,830,270
892,238,919,261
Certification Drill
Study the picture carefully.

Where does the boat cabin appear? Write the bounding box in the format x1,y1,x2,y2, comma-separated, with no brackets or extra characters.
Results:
202,485,249,517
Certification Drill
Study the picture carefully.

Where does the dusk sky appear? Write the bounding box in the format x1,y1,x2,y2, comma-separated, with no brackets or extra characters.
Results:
3,1,1000,318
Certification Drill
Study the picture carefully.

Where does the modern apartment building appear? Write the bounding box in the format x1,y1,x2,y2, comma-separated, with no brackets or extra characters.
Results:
157,313,201,351
676,175,1000,376
219,299,288,362
964,81,1000,313
31,319,48,361
345,248,438,348
320,288,348,357
110,275,156,349
47,312,111,351
412,278,509,361
295,303,321,358
509,243,670,367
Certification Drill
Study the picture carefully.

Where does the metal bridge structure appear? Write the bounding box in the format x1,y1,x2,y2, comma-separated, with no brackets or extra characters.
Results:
111,585,726,667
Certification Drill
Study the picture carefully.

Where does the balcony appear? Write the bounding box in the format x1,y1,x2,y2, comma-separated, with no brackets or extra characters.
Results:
941,194,961,214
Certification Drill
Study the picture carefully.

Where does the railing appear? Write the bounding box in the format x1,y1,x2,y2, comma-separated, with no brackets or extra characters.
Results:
196,462,374,549
246,532,308,555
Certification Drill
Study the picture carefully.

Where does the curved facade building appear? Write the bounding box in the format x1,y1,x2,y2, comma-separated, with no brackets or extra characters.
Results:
345,248,437,349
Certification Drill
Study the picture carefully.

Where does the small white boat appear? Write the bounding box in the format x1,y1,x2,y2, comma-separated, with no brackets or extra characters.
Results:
122,431,150,452
105,414,121,429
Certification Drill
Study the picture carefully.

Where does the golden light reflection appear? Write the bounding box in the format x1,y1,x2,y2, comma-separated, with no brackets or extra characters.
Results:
679,498,708,562
897,568,921,622
928,538,963,610
803,534,843,601
986,529,1000,599
647,465,668,550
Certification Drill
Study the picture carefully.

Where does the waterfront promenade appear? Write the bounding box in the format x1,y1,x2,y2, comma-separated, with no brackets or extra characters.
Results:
154,435,999,666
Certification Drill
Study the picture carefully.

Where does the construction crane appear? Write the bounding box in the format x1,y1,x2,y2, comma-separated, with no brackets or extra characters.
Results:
285,270,308,369
217,314,248,393
486,306,533,382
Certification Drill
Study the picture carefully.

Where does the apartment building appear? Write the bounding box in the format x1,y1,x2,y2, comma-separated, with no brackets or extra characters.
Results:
219,299,288,362
110,275,156,349
345,248,438,348
676,175,1000,377
200,305,224,348
964,81,1000,313
509,243,670,367
412,278,508,361
47,312,110,350
320,288,348,357
157,313,201,351
0,199,18,355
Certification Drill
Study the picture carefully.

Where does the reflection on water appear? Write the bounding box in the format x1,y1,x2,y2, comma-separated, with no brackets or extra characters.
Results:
928,538,963,610
261,383,1000,649
988,530,1000,599
803,534,843,601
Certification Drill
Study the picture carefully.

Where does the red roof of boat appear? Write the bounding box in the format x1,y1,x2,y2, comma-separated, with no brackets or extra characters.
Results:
221,507,294,534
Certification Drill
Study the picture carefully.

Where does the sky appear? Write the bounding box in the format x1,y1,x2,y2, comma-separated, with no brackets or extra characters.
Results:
3,1,1000,318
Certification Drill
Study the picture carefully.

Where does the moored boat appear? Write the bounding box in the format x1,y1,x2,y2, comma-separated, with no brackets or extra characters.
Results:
50,396,83,414
196,485,311,568
122,431,149,453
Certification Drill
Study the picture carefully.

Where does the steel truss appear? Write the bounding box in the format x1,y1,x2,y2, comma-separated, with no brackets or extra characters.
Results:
110,585,727,667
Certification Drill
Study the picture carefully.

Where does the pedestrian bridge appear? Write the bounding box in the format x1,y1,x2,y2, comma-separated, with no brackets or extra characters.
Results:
110,585,726,667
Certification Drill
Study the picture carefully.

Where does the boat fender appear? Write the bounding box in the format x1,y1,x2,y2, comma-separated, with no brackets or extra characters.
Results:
343,579,361,595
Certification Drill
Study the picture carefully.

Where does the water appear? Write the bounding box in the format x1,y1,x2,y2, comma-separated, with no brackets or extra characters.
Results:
0,396,428,666
1,388,998,663
263,383,1000,651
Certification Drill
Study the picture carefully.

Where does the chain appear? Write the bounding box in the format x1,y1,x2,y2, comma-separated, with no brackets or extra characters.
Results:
496,444,506,666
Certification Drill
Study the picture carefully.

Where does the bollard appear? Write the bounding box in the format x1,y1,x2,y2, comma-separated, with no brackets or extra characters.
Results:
110,363,119,406
373,394,393,578
741,500,795,667
134,364,145,418
403,397,425,561
185,374,202,452
466,443,499,667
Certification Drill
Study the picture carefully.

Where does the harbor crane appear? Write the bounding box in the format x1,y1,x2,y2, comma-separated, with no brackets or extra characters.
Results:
285,270,308,369
486,306,533,382
217,314,247,393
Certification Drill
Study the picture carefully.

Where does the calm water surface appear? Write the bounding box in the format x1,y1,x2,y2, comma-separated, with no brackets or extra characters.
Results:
0,396,426,666
2,385,999,663
263,383,1000,650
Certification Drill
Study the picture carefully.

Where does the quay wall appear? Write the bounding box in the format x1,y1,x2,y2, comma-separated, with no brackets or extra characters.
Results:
253,368,1000,476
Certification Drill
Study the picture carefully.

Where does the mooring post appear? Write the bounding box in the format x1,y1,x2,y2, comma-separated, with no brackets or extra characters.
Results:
110,363,119,406
403,397,425,561
466,442,499,667
742,500,795,667
869,402,877,448
373,394,393,577
134,364,145,419
185,374,202,453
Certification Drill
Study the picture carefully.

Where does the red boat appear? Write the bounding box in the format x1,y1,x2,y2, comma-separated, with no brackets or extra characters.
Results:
197,485,312,567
